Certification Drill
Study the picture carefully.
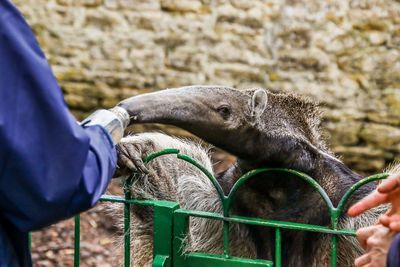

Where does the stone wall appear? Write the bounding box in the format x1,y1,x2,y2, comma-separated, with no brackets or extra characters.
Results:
14,0,400,174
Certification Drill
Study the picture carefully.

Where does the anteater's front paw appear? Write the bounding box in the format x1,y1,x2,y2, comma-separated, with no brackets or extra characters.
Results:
116,137,154,176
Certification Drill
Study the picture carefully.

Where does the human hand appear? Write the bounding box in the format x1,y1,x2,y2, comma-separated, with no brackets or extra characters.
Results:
81,107,130,145
348,174,400,231
355,224,396,267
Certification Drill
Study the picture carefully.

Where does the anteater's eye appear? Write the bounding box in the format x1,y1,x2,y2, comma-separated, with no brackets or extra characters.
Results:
217,105,231,119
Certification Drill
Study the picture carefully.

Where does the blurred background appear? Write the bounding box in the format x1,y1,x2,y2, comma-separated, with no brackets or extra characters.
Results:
13,0,400,266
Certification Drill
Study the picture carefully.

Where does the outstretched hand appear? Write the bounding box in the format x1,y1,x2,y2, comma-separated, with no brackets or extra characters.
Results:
354,225,395,267
348,174,400,231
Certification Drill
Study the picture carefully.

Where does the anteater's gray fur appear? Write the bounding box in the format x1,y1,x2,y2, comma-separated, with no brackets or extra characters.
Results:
113,87,394,266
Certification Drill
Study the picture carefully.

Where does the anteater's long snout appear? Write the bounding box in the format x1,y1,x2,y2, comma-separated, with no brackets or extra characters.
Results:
118,90,180,124
117,86,222,126
117,85,241,154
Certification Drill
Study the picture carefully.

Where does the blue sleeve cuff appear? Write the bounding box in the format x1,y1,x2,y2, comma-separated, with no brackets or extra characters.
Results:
65,125,117,218
387,233,400,267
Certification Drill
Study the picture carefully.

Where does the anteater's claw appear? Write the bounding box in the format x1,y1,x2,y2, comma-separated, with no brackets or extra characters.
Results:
132,158,149,174
116,141,150,175
125,159,137,172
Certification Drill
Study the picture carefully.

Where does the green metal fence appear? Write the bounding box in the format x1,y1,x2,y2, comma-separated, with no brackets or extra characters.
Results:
40,148,389,267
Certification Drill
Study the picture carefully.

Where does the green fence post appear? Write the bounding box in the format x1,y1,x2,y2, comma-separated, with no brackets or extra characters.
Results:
173,210,189,267
330,208,339,267
153,200,180,267
124,198,131,267
153,255,169,267
74,215,80,267
275,228,281,267
124,175,134,267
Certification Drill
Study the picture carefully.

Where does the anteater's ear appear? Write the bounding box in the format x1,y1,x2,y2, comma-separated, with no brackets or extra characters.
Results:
250,89,268,117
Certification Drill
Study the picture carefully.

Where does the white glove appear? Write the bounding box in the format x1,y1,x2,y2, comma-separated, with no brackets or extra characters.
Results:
81,106,130,145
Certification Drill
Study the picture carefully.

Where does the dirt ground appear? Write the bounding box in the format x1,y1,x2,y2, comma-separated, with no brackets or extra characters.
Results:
31,150,234,267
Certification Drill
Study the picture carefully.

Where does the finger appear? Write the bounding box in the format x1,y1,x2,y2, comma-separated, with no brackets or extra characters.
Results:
356,226,377,249
378,174,400,193
348,192,388,217
381,213,400,231
354,253,371,267
357,226,376,240
379,214,391,227
389,221,400,232
366,228,389,248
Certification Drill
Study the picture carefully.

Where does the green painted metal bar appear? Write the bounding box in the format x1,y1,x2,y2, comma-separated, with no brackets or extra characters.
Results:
74,215,80,267
172,212,189,267
330,234,338,267
123,175,134,267
153,201,180,267
123,196,131,267
336,173,389,218
153,255,169,267
143,148,180,163
176,151,235,259
173,209,355,236
100,194,158,206
177,154,225,203
223,220,230,257
224,215,355,236
184,253,273,267
226,168,334,214
143,149,227,208
330,207,339,267
275,228,281,267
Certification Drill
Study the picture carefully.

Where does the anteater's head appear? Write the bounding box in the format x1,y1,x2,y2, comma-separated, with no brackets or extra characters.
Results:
119,85,366,206
119,86,263,154
119,86,329,169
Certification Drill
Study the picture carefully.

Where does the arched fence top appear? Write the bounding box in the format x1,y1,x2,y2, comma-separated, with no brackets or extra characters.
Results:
142,148,226,202
139,148,389,226
225,168,335,213
335,173,389,217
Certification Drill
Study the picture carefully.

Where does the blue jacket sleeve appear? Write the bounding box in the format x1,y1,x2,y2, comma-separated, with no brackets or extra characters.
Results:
387,233,400,267
0,0,116,232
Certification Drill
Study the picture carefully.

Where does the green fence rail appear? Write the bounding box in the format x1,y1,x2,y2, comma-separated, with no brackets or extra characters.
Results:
36,149,389,267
